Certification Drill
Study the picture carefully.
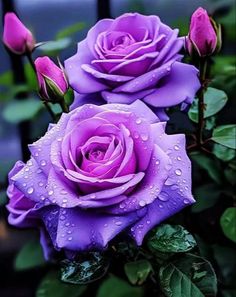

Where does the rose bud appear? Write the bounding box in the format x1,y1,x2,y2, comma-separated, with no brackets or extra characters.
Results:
35,56,68,102
186,7,221,57
3,12,35,55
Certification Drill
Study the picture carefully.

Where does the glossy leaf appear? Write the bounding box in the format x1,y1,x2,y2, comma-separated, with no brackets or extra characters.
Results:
159,254,217,297
213,144,236,161
38,38,71,55
61,252,109,285
220,208,236,243
37,271,86,297
192,184,221,213
147,224,196,254
188,87,228,122
191,152,222,184
3,98,42,124
97,275,143,297
124,259,152,285
15,239,45,270
211,125,236,149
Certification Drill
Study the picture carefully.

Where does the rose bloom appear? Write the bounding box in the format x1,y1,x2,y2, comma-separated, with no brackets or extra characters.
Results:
7,101,194,256
65,13,200,117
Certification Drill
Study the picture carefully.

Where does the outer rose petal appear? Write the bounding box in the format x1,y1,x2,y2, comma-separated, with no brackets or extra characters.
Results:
143,62,200,107
65,40,107,94
54,207,146,251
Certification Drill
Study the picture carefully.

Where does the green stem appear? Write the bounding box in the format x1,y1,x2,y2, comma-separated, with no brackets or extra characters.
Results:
26,52,56,121
59,99,69,113
197,58,208,147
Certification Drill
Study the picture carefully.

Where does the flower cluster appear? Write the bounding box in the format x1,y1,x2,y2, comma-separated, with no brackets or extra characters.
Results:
3,8,220,257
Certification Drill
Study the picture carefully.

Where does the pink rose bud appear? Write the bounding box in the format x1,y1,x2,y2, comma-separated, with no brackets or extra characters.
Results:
186,7,221,57
35,56,68,102
3,12,35,55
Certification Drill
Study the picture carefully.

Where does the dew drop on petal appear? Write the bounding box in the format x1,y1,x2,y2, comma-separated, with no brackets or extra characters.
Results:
136,118,142,124
27,187,34,194
139,200,146,207
175,169,182,176
158,191,169,202
174,145,180,151
40,160,47,166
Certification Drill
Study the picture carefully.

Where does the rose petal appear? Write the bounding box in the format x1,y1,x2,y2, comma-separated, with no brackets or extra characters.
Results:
143,61,200,107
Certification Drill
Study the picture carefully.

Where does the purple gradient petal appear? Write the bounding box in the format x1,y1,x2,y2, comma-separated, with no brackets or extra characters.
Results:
143,62,200,107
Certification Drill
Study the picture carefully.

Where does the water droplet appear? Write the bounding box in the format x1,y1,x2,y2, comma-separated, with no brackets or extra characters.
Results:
158,191,169,202
174,145,180,151
104,223,108,227
60,189,68,195
62,198,68,203
175,169,182,176
65,222,70,227
68,237,73,241
183,199,190,204
146,220,151,224
40,195,45,201
90,194,96,199
40,160,47,166
139,200,146,207
135,118,142,124
60,215,66,221
27,187,34,194
133,131,139,139
159,204,164,208
48,190,54,196
177,156,182,161
38,181,44,187
115,221,122,226
141,134,149,141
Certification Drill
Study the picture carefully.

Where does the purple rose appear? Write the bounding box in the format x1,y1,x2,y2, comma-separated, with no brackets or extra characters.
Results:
7,100,194,253
186,7,218,57
3,12,35,55
65,13,200,114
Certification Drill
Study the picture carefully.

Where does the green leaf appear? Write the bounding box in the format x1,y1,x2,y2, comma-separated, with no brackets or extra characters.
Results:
188,87,228,122
15,239,45,270
213,143,236,161
192,184,221,213
3,98,42,124
37,271,86,297
224,163,236,186
211,125,236,149
56,22,86,39
191,152,222,184
61,252,109,285
213,245,236,287
124,259,152,285
38,38,72,55
97,275,143,297
147,224,196,254
220,207,236,243
159,254,217,297
0,190,7,207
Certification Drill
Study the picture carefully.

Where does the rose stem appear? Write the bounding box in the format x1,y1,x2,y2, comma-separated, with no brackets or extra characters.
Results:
26,52,56,121
197,57,208,147
59,99,69,113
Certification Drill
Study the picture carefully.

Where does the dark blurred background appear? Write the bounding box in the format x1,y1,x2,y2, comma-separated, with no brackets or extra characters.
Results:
0,0,235,296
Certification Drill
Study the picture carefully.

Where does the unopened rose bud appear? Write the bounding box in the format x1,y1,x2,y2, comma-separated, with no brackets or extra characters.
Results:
186,7,221,57
35,56,68,102
3,12,35,55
